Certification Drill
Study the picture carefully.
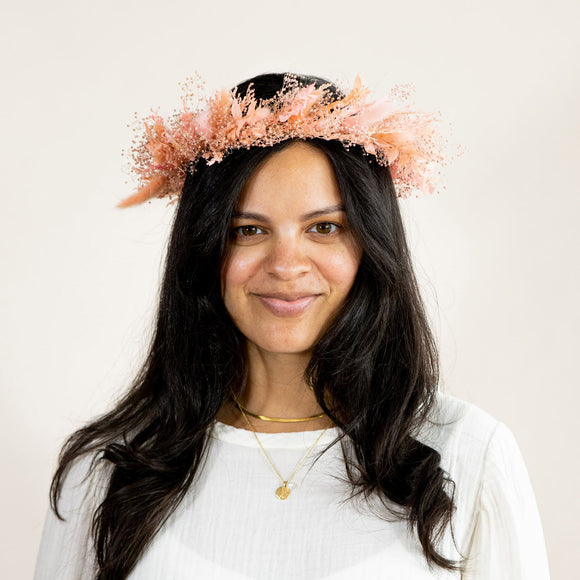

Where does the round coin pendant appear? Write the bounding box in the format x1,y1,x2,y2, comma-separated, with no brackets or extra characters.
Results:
275,484,291,500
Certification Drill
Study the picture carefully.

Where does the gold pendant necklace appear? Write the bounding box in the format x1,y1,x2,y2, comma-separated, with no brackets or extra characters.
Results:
237,405,330,500
275,483,292,500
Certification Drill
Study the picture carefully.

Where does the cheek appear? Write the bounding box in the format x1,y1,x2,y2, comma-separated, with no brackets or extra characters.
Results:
322,246,361,290
221,249,260,302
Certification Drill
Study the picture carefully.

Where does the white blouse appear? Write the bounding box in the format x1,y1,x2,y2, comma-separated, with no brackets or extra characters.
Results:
34,392,551,579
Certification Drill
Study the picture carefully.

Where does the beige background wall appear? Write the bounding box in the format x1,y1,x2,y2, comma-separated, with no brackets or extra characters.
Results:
1,1,578,578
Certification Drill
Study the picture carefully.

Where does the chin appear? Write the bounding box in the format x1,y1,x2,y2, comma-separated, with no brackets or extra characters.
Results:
247,332,319,356
267,345,314,356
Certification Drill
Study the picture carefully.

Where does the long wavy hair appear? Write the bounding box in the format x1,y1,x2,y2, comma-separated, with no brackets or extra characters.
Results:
50,72,466,578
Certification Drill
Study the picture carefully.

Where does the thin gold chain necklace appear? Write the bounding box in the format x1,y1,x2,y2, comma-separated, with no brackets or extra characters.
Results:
237,405,330,500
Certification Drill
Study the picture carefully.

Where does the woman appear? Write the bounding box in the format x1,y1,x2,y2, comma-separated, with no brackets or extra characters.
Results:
35,72,550,579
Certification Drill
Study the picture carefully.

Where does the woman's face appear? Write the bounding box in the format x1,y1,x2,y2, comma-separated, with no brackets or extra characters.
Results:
221,141,362,356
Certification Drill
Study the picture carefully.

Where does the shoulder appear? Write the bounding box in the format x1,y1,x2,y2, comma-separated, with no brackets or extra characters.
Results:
416,392,528,548
417,390,508,473
56,451,111,519
35,451,111,580
419,391,530,490
421,395,551,578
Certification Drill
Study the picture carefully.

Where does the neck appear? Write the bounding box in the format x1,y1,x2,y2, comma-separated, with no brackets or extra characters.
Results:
217,343,332,433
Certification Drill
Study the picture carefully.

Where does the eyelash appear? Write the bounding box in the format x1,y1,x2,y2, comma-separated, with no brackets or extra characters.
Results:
231,222,343,238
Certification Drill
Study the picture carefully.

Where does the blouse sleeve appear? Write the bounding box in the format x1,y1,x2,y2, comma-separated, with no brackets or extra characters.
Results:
34,454,105,580
462,422,550,579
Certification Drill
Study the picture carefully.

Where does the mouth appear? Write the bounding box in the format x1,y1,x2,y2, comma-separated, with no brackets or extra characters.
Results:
253,293,320,317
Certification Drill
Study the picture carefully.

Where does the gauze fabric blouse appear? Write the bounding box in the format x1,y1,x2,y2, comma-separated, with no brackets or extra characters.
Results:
34,392,551,579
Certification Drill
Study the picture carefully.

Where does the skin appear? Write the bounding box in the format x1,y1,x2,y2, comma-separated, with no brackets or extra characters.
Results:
217,141,362,433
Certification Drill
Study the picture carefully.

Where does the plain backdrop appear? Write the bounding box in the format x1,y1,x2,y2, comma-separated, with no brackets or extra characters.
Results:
1,0,578,578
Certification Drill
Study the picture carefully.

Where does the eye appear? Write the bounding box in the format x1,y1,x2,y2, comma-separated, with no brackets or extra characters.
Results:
231,225,265,238
308,222,342,235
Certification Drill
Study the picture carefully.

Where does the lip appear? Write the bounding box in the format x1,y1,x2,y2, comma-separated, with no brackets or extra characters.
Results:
254,293,319,317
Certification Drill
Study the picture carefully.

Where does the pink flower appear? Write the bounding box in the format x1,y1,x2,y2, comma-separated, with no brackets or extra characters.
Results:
278,84,322,122
193,109,212,139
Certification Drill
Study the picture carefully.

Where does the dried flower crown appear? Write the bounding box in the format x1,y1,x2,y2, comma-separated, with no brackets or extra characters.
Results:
119,73,457,208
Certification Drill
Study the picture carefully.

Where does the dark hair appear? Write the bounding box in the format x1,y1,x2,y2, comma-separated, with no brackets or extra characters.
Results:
50,72,466,578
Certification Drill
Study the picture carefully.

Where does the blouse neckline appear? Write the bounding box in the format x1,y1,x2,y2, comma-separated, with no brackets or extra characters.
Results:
210,420,342,449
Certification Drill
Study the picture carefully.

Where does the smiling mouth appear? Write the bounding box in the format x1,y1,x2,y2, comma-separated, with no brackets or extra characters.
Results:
254,294,319,317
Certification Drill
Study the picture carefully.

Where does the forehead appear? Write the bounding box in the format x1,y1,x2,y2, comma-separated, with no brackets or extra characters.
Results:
236,141,343,211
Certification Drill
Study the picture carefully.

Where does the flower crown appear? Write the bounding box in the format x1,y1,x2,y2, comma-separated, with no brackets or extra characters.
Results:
119,73,457,208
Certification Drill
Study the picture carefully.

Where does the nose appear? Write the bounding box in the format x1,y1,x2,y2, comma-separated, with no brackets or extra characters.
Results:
263,237,311,280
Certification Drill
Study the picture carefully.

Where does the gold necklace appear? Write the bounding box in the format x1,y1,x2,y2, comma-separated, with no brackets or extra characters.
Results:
233,397,326,423
237,405,330,500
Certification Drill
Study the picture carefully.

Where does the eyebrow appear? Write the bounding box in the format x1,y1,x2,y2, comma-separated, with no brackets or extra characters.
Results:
233,204,345,222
